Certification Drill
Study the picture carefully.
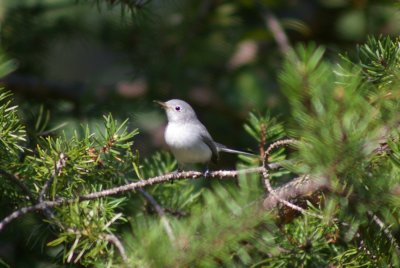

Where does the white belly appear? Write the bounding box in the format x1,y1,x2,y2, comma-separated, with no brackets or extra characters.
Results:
165,123,212,164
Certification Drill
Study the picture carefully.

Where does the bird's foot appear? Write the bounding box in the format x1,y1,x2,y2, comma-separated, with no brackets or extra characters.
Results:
203,167,211,178
172,168,183,174
171,167,183,184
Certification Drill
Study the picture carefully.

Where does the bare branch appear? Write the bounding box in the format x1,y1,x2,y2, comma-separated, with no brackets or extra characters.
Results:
265,139,298,157
262,174,328,210
0,159,330,235
262,171,324,219
262,139,324,218
0,166,277,232
261,139,298,191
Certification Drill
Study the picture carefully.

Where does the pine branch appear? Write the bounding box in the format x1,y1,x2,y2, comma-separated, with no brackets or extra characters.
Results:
5,154,397,263
0,162,330,233
0,166,278,232
0,146,332,234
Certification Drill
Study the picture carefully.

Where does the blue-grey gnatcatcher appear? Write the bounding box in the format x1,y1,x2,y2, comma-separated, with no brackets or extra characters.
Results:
155,99,254,167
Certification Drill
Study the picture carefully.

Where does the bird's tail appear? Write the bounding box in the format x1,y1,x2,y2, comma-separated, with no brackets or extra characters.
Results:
215,142,257,157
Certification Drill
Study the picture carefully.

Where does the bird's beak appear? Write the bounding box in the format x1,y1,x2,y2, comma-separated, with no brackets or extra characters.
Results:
154,100,169,109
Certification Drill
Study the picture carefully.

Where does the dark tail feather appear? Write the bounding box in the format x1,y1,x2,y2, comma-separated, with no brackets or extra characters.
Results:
215,142,257,157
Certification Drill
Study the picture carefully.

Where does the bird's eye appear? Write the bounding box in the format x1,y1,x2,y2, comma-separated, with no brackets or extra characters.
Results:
175,106,181,111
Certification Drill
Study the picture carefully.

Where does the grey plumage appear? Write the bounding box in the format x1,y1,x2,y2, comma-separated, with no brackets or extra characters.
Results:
156,99,254,166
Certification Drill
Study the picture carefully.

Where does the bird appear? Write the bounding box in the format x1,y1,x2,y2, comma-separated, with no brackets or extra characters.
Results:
155,99,254,170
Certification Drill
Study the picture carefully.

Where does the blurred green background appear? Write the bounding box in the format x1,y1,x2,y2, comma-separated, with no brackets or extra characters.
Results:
1,0,399,158
0,1,399,264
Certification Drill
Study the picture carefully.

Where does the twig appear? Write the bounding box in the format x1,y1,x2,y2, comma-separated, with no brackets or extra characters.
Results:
38,153,68,229
262,139,324,219
264,139,298,158
39,152,68,203
262,170,323,219
139,188,176,243
0,166,279,232
259,122,267,157
101,233,129,265
261,139,328,211
104,213,123,230
262,139,298,191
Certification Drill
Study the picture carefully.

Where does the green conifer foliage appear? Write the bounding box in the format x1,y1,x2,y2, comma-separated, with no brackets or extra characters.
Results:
1,35,400,267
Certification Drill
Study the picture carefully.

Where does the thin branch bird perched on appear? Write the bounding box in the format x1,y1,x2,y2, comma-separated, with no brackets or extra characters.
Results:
155,99,254,170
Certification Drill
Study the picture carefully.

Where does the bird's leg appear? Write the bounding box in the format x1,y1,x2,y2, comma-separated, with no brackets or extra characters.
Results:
203,164,211,178
173,166,183,173
171,166,184,184
170,163,183,174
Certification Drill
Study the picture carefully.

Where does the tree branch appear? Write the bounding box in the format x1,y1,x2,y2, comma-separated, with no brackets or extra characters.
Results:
0,159,330,235
261,139,325,218
262,174,328,210
0,166,274,232
262,173,324,219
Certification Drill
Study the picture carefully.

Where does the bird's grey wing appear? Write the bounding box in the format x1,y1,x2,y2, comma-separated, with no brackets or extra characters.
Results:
201,135,219,164
197,125,219,164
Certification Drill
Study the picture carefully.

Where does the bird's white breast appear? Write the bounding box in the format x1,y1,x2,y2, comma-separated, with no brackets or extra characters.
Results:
165,122,212,164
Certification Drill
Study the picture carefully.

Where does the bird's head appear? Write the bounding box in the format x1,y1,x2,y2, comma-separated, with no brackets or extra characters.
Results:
155,99,198,123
